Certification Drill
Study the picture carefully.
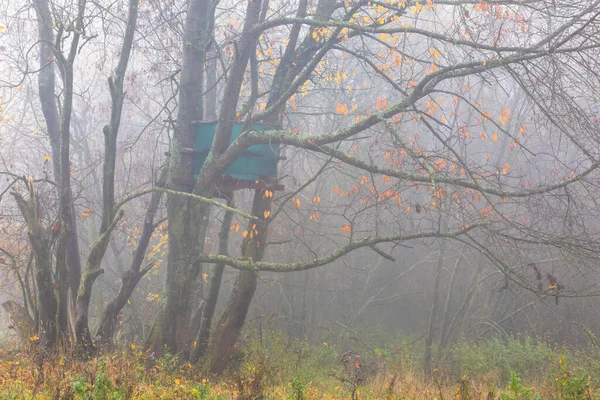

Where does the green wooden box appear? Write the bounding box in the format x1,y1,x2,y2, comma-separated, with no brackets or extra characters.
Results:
193,122,280,181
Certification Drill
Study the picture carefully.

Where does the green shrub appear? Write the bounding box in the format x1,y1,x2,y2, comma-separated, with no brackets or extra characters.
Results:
552,359,591,400
288,376,307,400
451,336,550,382
499,372,542,400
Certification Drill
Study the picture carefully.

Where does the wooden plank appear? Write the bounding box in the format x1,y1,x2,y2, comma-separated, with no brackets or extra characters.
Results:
180,147,200,154
173,176,285,192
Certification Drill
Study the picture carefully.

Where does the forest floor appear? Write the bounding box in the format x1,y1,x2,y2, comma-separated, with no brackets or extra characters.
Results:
0,332,599,399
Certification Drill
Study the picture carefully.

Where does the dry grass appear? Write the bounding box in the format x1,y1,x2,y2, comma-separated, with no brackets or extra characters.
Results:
0,341,597,399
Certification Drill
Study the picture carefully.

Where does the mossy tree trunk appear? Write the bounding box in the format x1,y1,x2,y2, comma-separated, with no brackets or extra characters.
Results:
147,0,217,357
32,0,83,303
192,193,234,362
12,182,58,348
207,187,272,374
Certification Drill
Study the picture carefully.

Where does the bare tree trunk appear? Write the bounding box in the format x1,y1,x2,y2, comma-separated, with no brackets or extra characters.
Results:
436,252,462,361
12,184,58,349
148,0,267,357
96,168,166,346
192,193,234,362
205,46,218,121
147,0,217,356
185,47,221,346
207,187,272,374
424,243,445,379
32,0,82,302
74,0,139,353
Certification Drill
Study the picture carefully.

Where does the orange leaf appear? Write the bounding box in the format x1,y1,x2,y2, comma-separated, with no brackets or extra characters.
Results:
341,224,351,233
335,102,349,115
499,108,511,125
519,125,527,136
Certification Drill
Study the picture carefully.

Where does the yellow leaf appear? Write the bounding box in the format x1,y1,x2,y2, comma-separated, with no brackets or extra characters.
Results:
242,230,248,239
428,48,441,60
175,378,181,385
44,155,52,162
81,208,91,218
492,133,498,143
202,273,208,283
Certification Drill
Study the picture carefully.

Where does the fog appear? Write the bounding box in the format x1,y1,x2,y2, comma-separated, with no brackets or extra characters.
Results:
1,0,600,396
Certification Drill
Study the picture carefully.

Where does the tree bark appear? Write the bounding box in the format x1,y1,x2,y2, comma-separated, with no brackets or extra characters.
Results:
147,0,216,356
192,193,234,362
424,243,445,379
12,184,58,349
32,0,82,302
207,186,272,374
96,168,166,346
74,0,139,353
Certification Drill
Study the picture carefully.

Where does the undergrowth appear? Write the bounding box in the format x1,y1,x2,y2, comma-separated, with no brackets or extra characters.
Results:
0,332,598,399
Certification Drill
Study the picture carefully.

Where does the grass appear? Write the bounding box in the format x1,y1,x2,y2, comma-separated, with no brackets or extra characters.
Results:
0,333,598,399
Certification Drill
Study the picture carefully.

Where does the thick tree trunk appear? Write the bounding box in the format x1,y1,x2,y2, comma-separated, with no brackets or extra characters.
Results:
12,186,58,349
147,0,219,357
32,0,83,302
207,187,272,374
